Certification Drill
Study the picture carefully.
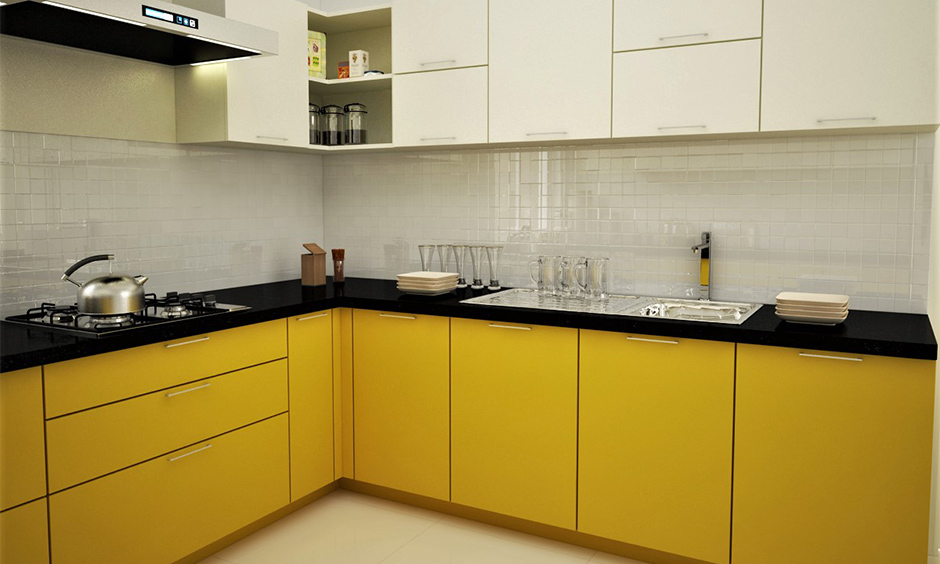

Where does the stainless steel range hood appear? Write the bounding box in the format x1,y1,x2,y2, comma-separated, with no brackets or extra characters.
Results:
0,0,278,65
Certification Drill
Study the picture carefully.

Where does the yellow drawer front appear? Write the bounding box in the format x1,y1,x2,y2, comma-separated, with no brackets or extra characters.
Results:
45,319,287,417
47,359,288,492
353,310,450,500
579,330,734,564
287,311,335,501
733,344,935,564
0,498,49,564
50,414,289,564
451,318,578,529
0,366,46,511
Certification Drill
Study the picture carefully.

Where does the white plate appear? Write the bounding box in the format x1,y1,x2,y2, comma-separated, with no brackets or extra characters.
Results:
397,286,456,296
776,311,848,325
776,292,849,307
397,271,459,282
776,306,848,316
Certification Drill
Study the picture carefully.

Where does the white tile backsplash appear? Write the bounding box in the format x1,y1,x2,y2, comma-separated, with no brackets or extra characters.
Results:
323,133,933,313
0,132,324,316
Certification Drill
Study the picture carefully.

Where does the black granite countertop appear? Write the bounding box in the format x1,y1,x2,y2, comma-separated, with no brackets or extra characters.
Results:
1,277,936,372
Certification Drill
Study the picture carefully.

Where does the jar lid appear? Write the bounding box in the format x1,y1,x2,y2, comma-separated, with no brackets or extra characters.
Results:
309,103,320,112
320,105,344,115
344,103,368,113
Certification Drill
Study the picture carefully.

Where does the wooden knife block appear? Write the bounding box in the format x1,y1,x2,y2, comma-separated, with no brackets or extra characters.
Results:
301,252,326,286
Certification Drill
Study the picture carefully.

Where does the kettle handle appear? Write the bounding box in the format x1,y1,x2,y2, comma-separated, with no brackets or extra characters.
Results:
62,254,114,284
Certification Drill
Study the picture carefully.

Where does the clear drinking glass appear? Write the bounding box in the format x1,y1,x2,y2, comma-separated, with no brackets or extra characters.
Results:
559,256,587,297
468,246,485,290
453,245,468,288
528,255,562,295
437,244,453,272
418,245,435,272
485,246,503,290
576,257,610,299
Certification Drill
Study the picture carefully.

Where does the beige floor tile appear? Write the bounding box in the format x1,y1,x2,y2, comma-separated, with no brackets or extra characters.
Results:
587,551,650,564
436,515,597,560
207,490,440,564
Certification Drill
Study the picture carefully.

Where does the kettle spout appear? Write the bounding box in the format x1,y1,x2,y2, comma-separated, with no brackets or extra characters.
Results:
134,275,149,285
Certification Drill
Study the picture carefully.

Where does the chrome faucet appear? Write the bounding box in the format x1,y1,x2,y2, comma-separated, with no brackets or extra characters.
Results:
691,232,711,301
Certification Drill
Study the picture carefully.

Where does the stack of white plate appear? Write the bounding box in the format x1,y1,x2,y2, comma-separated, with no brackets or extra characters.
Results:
775,292,849,325
397,271,459,296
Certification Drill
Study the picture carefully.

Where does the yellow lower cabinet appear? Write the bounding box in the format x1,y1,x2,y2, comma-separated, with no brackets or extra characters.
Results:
578,331,734,564
733,345,935,564
352,310,449,500
451,318,578,529
287,310,335,500
0,498,49,564
0,366,46,511
50,415,289,564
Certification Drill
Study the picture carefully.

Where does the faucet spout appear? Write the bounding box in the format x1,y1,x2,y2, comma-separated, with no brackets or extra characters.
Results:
691,232,711,300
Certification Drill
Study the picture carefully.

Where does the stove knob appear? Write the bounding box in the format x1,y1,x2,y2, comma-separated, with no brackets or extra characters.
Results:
204,294,217,307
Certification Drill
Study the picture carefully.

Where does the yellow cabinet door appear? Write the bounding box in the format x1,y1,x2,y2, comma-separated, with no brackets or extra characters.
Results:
579,331,734,564
50,415,289,564
0,366,46,511
353,310,449,500
733,345,935,564
451,318,578,529
0,498,49,564
288,310,335,500
47,359,287,492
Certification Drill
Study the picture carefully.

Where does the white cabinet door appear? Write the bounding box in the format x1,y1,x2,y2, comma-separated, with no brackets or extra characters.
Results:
762,0,938,131
613,40,760,138
393,67,487,146
392,0,487,74
489,0,612,143
225,0,309,146
614,0,762,52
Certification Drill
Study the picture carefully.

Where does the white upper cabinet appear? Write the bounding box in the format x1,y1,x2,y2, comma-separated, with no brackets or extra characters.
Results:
392,0,488,74
489,0,612,144
614,0,762,51
613,40,760,138
393,67,488,146
761,0,938,131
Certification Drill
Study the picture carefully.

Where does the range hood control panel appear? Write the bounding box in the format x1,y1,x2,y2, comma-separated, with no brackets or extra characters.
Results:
143,6,199,30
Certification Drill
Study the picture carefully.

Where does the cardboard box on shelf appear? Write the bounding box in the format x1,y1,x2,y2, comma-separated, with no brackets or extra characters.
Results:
308,31,326,78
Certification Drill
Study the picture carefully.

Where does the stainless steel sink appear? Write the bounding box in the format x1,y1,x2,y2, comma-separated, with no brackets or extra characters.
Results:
462,289,762,325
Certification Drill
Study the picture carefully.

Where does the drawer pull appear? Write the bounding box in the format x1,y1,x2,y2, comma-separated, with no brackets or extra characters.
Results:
165,383,211,397
659,32,709,42
420,136,457,142
657,124,706,131
420,59,457,67
816,117,877,124
798,352,863,362
488,324,532,331
167,444,213,462
526,131,568,137
296,313,329,322
165,336,210,348
379,313,417,320
627,336,679,345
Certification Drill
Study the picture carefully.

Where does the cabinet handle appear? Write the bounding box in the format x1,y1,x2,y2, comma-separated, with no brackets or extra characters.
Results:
379,313,417,320
420,137,457,142
627,336,679,345
659,32,709,42
165,336,210,348
488,323,532,331
165,382,211,397
167,444,213,462
798,352,863,362
420,59,457,67
657,125,706,131
816,117,877,124
256,135,289,141
526,131,568,137
296,313,329,322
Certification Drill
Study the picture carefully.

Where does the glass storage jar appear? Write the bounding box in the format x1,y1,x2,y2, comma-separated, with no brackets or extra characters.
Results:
308,103,320,145
320,105,344,146
344,102,368,145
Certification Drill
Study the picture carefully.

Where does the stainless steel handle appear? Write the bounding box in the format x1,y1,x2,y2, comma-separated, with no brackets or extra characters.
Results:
256,135,289,141
798,352,863,362
167,444,213,462
296,313,329,322
526,131,568,136
659,32,709,42
420,59,457,67
165,383,211,397
816,117,877,124
420,137,457,141
658,125,707,131
627,336,679,345
165,336,210,348
379,313,417,320
488,324,532,331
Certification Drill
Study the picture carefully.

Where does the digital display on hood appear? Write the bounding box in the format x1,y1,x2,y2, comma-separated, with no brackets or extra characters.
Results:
142,6,198,30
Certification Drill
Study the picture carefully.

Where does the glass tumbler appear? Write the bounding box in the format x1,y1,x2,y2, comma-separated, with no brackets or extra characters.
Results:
528,255,561,295
559,256,587,297
576,257,610,299
468,246,485,290
418,245,435,272
485,246,504,290
453,245,468,288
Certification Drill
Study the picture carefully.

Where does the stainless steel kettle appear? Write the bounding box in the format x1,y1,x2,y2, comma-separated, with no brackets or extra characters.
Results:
62,254,149,315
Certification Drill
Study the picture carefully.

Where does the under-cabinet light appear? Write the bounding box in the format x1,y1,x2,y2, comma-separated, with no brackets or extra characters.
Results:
186,34,260,54
42,1,147,26
190,56,251,66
